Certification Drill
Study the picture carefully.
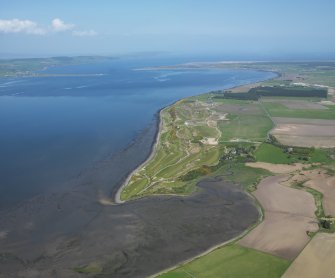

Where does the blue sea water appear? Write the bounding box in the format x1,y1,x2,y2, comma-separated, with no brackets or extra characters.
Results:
0,56,276,208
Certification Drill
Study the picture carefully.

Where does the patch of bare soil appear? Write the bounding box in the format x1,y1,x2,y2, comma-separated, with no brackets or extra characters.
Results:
239,176,318,260
282,233,335,278
245,162,307,174
271,118,335,148
281,168,335,216
305,173,335,217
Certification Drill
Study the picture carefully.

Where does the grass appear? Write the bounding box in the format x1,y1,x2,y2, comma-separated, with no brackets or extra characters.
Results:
157,244,290,278
215,162,272,192
255,143,293,164
309,148,332,164
263,102,335,119
219,114,273,141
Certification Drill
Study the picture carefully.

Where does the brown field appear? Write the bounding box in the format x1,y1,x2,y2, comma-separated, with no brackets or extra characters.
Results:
239,176,318,260
282,233,335,278
304,172,335,216
245,162,307,174
271,117,335,148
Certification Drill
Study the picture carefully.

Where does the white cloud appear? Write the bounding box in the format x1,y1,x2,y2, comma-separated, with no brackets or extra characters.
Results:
0,18,97,37
51,18,74,32
0,19,46,35
72,29,97,37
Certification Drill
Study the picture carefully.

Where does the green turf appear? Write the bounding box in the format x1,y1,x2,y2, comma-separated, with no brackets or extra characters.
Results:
255,143,292,164
309,148,332,164
157,244,290,278
219,114,273,141
263,102,335,119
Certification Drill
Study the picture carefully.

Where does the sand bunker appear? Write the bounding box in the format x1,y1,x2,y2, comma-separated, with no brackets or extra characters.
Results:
245,162,306,174
200,137,218,145
282,233,335,278
239,176,318,260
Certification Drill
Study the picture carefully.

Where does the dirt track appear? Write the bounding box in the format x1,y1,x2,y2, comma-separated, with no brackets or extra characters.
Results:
239,176,318,260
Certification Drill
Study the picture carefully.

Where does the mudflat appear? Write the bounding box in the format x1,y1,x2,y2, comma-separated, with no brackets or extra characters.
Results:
0,177,258,278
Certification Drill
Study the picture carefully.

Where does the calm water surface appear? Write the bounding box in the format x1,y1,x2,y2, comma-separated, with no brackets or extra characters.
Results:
0,57,276,208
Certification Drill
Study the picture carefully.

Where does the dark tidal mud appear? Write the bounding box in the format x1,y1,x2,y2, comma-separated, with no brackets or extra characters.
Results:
0,121,259,278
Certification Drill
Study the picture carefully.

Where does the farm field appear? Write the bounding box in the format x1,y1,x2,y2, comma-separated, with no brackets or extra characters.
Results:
304,172,335,216
282,233,335,278
271,117,335,148
157,244,290,278
239,176,318,260
262,101,335,119
120,62,335,278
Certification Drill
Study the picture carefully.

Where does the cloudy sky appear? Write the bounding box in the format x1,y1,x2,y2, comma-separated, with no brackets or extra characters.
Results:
1,0,335,58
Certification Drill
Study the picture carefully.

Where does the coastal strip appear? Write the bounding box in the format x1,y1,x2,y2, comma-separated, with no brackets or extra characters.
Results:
114,107,165,203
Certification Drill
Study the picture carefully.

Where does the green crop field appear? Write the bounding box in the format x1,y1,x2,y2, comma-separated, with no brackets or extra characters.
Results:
255,143,293,164
157,244,290,278
263,102,335,119
219,114,273,141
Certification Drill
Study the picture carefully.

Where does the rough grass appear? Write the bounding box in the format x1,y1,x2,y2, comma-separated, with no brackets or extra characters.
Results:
255,143,292,164
157,244,290,278
215,162,272,192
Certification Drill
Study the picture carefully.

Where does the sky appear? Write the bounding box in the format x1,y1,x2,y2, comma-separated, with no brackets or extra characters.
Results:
1,0,335,59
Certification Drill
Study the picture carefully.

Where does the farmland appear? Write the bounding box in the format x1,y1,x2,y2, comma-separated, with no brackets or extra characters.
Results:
140,62,335,278
157,244,290,278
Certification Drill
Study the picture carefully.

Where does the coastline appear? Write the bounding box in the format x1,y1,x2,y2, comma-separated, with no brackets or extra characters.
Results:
149,191,264,278
114,107,165,203
114,68,279,204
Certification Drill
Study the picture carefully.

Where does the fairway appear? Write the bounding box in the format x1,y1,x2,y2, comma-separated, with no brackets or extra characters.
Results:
157,244,290,278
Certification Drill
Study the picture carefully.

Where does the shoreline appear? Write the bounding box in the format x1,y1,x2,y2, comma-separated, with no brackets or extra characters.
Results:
114,107,165,203
114,68,279,204
149,191,264,278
